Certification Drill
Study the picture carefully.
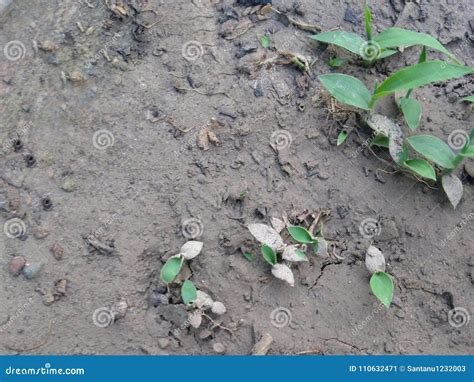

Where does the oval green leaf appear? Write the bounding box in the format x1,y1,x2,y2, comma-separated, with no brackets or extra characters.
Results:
160,255,184,284
287,226,315,244
407,135,456,169
373,27,456,62
375,61,473,98
311,31,366,56
319,74,372,110
461,95,474,103
403,159,436,181
261,244,277,266
371,135,389,148
399,97,422,131
337,131,348,146
181,280,197,305
370,271,394,308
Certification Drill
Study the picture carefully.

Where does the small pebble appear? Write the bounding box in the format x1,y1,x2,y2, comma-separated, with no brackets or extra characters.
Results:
158,338,170,349
50,242,64,260
9,256,26,276
61,179,76,192
213,342,226,354
22,262,43,280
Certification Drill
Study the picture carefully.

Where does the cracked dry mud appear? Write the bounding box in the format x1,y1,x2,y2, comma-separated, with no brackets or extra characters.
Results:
0,0,473,355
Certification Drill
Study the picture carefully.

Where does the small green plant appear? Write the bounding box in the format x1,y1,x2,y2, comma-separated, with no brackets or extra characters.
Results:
318,59,473,207
365,245,393,308
248,221,328,287
370,272,393,309
311,5,457,65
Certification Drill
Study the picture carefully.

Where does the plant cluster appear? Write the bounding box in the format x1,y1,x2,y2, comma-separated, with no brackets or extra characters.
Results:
311,6,473,208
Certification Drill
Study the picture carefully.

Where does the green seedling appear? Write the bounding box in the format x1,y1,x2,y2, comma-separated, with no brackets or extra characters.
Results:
462,95,474,103
260,35,271,49
365,245,393,308
370,272,394,309
319,61,472,112
318,60,473,206
160,240,203,284
328,57,345,68
248,221,328,287
311,5,457,64
181,280,197,306
337,131,348,146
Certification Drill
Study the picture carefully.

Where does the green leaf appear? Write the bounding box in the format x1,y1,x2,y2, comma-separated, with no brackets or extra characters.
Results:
371,135,389,148
399,97,422,131
181,280,197,305
403,159,436,181
294,248,308,260
287,226,315,244
311,30,366,56
460,146,474,158
243,251,256,262
328,57,344,68
418,46,427,64
337,131,348,146
260,35,270,49
261,244,277,266
364,6,372,41
373,27,457,62
370,272,394,308
375,61,473,98
160,255,184,284
407,135,456,169
319,74,372,110
378,49,397,59
461,95,474,103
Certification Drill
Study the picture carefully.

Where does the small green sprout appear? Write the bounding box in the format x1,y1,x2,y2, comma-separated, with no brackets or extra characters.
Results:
311,5,457,64
370,272,394,308
328,57,345,68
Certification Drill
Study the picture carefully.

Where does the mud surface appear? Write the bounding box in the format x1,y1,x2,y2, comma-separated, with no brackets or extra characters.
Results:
0,0,473,355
